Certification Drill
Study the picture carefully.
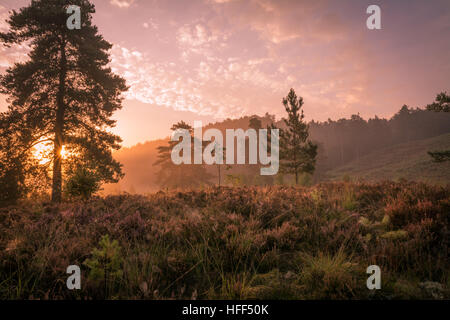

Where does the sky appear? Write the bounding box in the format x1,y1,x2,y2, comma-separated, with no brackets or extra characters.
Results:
0,0,449,147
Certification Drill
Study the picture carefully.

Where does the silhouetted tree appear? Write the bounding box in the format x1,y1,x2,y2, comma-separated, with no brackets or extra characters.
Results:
0,108,47,205
208,142,231,187
427,92,450,112
277,89,317,184
153,121,213,189
249,117,262,131
65,166,101,200
427,91,450,162
0,0,128,203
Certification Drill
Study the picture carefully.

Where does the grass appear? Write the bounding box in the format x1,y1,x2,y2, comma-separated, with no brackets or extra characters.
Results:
326,133,450,185
0,181,449,299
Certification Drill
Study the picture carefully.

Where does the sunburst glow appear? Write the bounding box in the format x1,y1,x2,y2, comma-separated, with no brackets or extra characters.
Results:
32,142,70,165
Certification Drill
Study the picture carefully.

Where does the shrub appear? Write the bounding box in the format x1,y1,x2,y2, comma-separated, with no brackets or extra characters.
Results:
65,167,101,200
298,249,364,299
342,187,357,211
84,235,123,299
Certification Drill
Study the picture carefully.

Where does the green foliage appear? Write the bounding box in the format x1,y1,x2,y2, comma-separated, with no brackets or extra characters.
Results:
64,167,101,200
298,249,363,299
342,187,357,211
274,89,318,184
84,235,123,299
218,273,254,299
380,230,408,240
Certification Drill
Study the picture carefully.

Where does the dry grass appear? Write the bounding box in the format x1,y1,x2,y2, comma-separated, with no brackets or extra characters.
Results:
0,181,448,299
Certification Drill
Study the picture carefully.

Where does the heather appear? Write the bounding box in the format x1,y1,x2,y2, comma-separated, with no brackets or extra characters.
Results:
0,181,448,300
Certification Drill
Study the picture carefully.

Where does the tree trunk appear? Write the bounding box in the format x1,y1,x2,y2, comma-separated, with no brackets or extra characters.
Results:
51,40,67,203
218,165,221,187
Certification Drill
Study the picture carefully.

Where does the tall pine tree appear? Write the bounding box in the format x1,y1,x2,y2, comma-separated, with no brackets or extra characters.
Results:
277,88,317,184
0,0,128,202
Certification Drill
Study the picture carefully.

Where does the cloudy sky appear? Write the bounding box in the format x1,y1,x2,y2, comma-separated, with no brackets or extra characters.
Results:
1,0,449,147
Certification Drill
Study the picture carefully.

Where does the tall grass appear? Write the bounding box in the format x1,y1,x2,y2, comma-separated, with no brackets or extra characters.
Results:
0,181,448,299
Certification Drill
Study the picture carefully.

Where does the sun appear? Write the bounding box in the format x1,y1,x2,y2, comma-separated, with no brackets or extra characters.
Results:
32,142,70,165
60,145,70,158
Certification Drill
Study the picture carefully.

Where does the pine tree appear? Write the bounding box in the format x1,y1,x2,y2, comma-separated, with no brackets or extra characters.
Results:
427,92,450,113
0,0,128,202
153,121,213,189
277,89,317,184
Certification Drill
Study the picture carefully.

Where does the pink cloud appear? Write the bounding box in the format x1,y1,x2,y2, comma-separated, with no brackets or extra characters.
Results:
110,0,135,9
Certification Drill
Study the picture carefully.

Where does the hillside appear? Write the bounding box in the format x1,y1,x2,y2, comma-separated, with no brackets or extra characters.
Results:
326,133,450,184
102,139,167,194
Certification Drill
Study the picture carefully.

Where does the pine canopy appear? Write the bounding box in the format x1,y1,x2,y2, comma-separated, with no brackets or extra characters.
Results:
0,0,128,202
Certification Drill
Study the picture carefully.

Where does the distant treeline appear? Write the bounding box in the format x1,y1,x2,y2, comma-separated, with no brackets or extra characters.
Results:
308,106,450,173
105,106,450,193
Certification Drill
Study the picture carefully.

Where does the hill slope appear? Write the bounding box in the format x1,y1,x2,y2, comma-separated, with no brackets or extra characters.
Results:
326,133,450,184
